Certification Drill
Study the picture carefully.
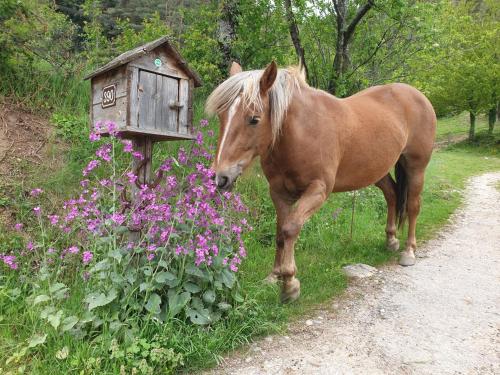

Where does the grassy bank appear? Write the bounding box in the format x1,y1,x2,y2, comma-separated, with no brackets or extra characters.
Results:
1,101,499,373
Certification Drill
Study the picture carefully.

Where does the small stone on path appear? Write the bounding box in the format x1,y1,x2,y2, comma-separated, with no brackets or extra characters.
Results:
342,263,378,278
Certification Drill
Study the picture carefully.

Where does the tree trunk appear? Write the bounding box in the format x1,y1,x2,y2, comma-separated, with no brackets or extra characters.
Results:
488,105,497,134
469,111,476,141
329,0,374,95
218,0,240,71
284,0,308,80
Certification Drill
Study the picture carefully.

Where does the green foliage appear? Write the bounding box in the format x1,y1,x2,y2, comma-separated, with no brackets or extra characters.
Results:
411,0,499,117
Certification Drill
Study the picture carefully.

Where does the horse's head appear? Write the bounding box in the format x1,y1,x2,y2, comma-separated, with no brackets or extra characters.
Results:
206,61,278,191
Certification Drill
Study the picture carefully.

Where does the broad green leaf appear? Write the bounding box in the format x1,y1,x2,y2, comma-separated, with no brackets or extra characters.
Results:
221,269,236,288
47,310,63,330
85,289,117,311
185,265,205,278
186,307,211,325
202,290,216,304
217,302,232,311
154,271,176,283
61,316,79,332
108,249,122,262
145,293,161,315
139,282,152,292
183,282,201,294
28,333,47,348
158,260,169,269
33,295,50,305
49,283,66,294
40,306,56,319
168,291,191,317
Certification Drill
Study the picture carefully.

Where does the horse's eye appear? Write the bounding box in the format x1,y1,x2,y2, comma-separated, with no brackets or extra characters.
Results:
249,116,260,125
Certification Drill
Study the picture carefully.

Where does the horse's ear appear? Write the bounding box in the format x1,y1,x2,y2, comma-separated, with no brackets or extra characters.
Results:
229,61,242,76
260,61,277,95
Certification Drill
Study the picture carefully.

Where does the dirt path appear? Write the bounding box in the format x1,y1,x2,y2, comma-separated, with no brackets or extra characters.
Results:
208,172,500,375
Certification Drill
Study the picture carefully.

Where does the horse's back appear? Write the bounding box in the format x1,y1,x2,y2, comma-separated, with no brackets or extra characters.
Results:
332,83,436,191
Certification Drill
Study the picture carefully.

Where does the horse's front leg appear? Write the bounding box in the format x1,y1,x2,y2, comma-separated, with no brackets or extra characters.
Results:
265,190,292,284
279,180,328,303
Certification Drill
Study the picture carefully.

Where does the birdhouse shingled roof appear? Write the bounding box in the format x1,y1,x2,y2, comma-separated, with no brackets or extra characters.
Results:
84,36,202,87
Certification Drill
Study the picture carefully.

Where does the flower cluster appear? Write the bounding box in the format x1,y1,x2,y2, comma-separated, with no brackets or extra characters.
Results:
4,120,250,276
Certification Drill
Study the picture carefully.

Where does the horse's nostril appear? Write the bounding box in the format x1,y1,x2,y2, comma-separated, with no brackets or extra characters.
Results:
217,175,229,189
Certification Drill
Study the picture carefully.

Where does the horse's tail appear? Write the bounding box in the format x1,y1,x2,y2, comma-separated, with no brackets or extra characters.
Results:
395,158,408,228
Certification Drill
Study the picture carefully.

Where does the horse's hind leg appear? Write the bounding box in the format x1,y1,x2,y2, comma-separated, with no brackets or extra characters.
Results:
375,174,399,251
400,166,426,266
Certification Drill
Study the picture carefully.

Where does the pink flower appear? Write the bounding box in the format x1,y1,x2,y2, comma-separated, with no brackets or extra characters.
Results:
33,206,41,216
68,246,79,254
89,132,101,142
27,242,34,251
14,223,23,231
47,215,59,225
132,151,144,160
82,251,93,265
30,188,43,197
122,140,133,152
199,119,209,127
96,144,112,162
83,159,100,176
126,172,138,184
0,255,18,270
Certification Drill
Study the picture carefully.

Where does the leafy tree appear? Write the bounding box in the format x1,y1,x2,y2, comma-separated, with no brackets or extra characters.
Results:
413,0,499,140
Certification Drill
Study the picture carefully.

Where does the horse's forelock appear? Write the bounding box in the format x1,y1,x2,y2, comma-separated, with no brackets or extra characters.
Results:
205,68,304,146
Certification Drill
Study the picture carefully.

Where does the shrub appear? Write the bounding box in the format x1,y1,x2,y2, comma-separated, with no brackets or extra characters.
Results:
0,119,250,372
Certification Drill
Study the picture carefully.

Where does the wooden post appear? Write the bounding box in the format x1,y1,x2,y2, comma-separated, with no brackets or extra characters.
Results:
129,136,154,242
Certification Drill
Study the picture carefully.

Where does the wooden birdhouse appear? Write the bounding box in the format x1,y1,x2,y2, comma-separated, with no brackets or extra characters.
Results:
84,36,202,140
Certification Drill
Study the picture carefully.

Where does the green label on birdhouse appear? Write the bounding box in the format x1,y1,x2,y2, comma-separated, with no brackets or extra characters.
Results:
154,58,162,67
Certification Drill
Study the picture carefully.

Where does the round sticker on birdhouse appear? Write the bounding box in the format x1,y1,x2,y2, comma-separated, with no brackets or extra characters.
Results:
154,58,162,67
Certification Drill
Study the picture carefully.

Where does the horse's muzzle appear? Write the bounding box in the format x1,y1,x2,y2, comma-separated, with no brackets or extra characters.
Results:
215,164,243,191
215,173,236,191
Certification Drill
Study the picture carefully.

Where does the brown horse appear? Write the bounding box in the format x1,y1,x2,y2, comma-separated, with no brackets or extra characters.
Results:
206,61,436,303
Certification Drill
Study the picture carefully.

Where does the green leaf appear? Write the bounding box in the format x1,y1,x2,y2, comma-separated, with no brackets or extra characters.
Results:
202,290,216,304
85,289,117,311
217,302,232,311
168,291,191,317
154,271,176,283
28,334,47,348
185,265,205,278
47,310,63,330
145,293,161,315
221,269,236,288
49,283,66,294
40,306,56,319
186,307,211,325
108,249,122,263
183,282,201,294
61,316,79,332
33,295,50,305
158,260,169,269
139,282,152,292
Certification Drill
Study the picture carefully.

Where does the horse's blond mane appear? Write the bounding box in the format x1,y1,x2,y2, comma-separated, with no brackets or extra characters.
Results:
205,67,307,145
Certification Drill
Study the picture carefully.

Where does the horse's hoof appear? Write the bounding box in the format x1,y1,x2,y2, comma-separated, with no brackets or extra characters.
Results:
264,272,279,284
399,250,416,266
280,278,300,304
387,237,400,252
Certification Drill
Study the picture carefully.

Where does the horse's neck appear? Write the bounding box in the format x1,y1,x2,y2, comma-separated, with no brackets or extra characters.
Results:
261,86,345,165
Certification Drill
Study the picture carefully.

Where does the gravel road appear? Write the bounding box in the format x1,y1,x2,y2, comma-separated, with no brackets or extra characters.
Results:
207,172,500,375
